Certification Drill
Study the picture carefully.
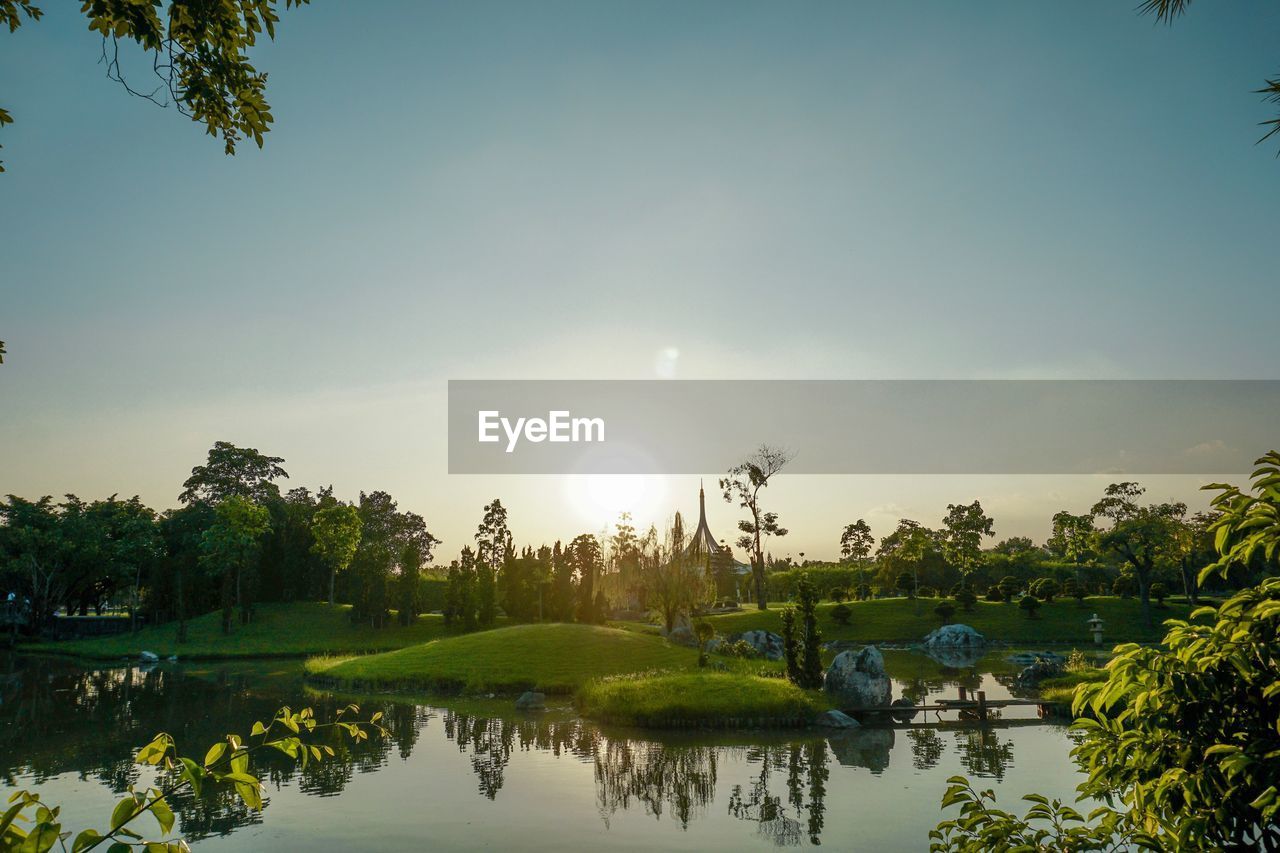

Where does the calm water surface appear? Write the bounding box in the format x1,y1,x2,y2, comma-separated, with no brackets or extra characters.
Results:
0,651,1087,851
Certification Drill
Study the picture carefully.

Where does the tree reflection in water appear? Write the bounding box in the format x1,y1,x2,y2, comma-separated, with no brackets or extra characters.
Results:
0,654,1024,847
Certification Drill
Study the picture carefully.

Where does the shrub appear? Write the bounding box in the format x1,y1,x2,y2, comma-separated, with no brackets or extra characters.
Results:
714,639,760,659
997,576,1021,603
1030,577,1060,603
917,585,936,599
954,588,977,612
895,571,916,599
1149,581,1168,606
984,585,1002,603
934,602,956,623
1111,573,1136,598
830,603,852,625
855,583,872,601
830,586,849,603
1018,594,1041,619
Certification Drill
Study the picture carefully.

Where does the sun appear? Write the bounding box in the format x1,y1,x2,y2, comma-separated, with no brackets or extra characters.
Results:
564,476,667,530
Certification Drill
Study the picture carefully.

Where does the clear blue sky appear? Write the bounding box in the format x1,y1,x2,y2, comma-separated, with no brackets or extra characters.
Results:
1,1,1276,558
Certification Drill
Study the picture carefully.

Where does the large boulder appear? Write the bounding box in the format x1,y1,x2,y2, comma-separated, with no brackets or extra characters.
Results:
139,651,159,662
663,612,697,647
921,624,987,668
514,691,546,711
923,624,986,648
824,646,892,709
731,629,785,661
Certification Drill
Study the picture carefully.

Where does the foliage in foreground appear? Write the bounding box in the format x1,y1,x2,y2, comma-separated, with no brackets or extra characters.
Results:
1,704,383,852
931,453,1280,851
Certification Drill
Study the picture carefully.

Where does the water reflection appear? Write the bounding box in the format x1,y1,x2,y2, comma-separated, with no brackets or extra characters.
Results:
0,654,1057,848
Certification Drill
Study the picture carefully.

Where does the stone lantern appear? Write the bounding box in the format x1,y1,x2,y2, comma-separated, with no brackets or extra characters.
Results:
1087,613,1104,646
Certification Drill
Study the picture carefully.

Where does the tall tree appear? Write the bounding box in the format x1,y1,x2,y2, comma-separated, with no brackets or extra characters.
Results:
311,504,361,606
1091,482,1186,627
569,533,603,623
179,441,288,506
721,444,794,610
199,495,270,633
474,500,511,629
940,500,994,587
397,541,423,626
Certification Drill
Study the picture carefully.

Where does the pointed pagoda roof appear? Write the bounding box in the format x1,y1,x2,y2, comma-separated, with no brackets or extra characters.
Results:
686,481,722,556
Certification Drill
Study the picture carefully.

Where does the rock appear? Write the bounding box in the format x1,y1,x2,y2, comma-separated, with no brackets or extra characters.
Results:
731,629,785,661
1015,659,1064,687
139,651,159,662
815,709,860,729
922,624,986,649
1007,650,1066,666
166,655,178,662
824,646,892,709
514,691,546,711
922,624,988,668
663,612,698,647
890,697,918,722
822,639,860,653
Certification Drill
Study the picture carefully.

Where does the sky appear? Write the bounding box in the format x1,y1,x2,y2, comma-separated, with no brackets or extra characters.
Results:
1,1,1277,562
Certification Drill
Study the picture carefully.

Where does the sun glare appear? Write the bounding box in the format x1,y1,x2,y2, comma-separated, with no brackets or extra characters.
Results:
564,475,667,529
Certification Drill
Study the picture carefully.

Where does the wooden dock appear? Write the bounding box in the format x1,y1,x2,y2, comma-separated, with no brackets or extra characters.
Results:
850,688,1054,726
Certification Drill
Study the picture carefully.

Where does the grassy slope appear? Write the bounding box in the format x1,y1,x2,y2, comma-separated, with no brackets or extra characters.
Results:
307,623,700,694
577,672,828,728
1039,667,1109,708
699,596,1189,644
29,602,464,660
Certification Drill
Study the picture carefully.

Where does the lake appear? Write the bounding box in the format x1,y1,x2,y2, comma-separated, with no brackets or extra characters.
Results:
0,651,1087,851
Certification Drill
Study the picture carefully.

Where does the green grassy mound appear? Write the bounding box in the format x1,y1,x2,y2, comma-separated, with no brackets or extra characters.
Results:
577,672,828,728
1038,667,1109,710
29,602,460,660
700,596,1187,644
305,623,698,694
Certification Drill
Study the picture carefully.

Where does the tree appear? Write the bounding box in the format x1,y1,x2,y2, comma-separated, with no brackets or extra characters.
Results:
310,504,361,606
721,444,794,610
0,0,310,172
1017,594,1040,619
940,500,994,587
348,491,439,629
796,576,823,689
780,607,800,685
1046,511,1096,578
830,603,851,625
1134,0,1280,152
179,441,288,506
199,495,269,633
953,588,976,612
1029,577,1060,603
642,515,705,634
474,500,511,629
396,541,423,625
569,533,603,623
933,453,1280,851
895,570,916,599
0,495,70,631
996,576,1020,603
1091,482,1186,627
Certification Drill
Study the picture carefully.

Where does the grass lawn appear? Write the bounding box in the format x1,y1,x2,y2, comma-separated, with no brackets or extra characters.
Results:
28,602,469,660
576,671,828,728
696,596,1190,645
306,623,701,694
